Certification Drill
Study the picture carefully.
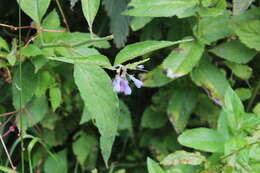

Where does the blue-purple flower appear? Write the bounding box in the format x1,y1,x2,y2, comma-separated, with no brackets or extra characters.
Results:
129,75,143,88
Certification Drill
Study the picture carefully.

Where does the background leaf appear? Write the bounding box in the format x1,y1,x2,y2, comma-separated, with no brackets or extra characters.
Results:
81,0,100,32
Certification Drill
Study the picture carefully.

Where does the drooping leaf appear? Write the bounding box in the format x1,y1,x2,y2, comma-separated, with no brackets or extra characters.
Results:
224,61,252,80
114,38,193,65
81,0,100,32
74,64,119,166
44,150,68,173
103,0,130,48
167,86,198,133
178,128,225,153
123,0,199,18
233,0,253,15
17,0,51,24
210,40,257,64
233,20,260,51
163,40,204,79
191,57,230,106
161,151,206,166
0,36,9,51
49,87,62,112
147,158,166,173
12,62,37,109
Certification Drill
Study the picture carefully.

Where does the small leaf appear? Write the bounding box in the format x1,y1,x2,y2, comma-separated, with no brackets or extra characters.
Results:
224,61,252,80
0,36,9,51
12,62,37,109
253,103,260,116
210,40,257,64
233,20,260,51
161,151,206,166
81,0,100,32
74,64,119,166
17,0,51,24
147,158,166,173
35,71,55,97
235,88,252,101
130,17,153,31
49,87,62,112
178,128,225,153
163,40,204,79
114,39,193,65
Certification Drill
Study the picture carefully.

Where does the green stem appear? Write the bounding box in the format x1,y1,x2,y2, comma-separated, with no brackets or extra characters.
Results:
40,35,113,48
247,79,260,112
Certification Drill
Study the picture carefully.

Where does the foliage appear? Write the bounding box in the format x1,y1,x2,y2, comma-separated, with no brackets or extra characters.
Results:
0,0,259,172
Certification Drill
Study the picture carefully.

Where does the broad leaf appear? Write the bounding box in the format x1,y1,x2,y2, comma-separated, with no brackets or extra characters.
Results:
167,86,198,133
44,150,67,173
114,38,193,65
130,17,153,31
233,20,260,51
12,62,37,109
198,0,226,17
163,40,204,79
141,106,168,129
49,87,62,112
161,151,206,166
123,0,198,18
74,64,119,166
191,57,230,106
81,0,100,31
233,0,253,15
147,158,166,173
210,40,257,64
17,0,51,24
224,61,252,80
178,128,225,153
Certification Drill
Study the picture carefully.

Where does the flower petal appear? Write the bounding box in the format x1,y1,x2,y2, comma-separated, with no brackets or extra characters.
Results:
129,75,143,88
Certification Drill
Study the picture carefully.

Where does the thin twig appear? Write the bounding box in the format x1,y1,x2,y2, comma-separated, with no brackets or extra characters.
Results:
55,0,70,32
0,110,19,117
247,79,260,111
0,134,16,170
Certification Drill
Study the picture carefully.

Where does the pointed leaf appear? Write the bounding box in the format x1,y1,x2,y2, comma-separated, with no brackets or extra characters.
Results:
147,158,166,173
49,87,62,112
74,64,119,166
81,0,100,31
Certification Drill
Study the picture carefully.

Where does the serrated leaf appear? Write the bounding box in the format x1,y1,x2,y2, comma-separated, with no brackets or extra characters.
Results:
17,0,51,24
161,151,206,166
163,40,204,79
224,61,252,80
210,40,257,64
130,17,153,31
0,36,9,51
47,55,111,67
191,57,230,106
233,0,253,15
147,158,166,173
123,0,198,18
103,0,130,48
81,0,100,31
49,87,62,112
114,39,193,65
178,128,225,153
74,64,119,166
167,86,198,133
12,62,37,109
233,20,260,51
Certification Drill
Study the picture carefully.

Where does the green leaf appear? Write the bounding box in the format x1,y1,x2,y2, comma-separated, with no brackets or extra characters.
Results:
123,0,198,18
195,12,233,44
35,71,55,97
141,106,168,129
72,131,98,166
12,62,37,109
18,96,48,130
233,0,253,15
74,64,119,166
178,128,225,153
114,38,193,65
235,88,252,101
17,0,51,24
210,40,257,64
198,0,226,17
49,87,62,112
167,86,198,133
0,36,9,51
81,0,100,31
233,20,260,51
147,158,166,173
130,17,153,31
163,40,204,79
47,55,111,67
118,100,133,133
103,0,130,48
80,106,92,124
224,61,252,80
253,103,260,116
161,151,206,166
44,150,68,173
191,57,230,106
21,44,42,57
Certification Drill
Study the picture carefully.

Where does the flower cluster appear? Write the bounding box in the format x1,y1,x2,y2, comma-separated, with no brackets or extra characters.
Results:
112,75,143,95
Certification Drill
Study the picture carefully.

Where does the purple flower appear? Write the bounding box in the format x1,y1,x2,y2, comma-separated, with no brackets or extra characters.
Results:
120,79,132,95
112,75,132,95
129,75,143,88
112,75,122,92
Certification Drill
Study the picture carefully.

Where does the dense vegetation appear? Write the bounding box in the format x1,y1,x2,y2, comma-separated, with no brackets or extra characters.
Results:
0,0,259,172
